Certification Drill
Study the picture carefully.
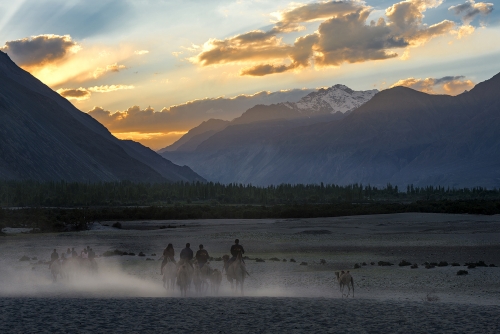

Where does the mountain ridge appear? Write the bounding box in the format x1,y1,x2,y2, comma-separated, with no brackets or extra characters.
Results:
0,51,204,183
161,72,500,188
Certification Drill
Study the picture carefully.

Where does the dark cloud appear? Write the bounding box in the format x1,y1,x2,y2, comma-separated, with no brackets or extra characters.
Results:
0,34,80,67
192,0,459,76
57,88,91,101
449,1,494,23
240,64,292,76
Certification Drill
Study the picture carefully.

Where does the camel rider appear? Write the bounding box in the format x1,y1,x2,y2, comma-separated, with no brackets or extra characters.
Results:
50,249,59,268
226,239,245,270
160,243,175,275
230,239,245,260
88,248,96,262
195,244,209,269
180,243,194,268
50,249,59,263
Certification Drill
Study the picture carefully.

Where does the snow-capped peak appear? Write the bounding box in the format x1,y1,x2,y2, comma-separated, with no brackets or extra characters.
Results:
287,84,378,115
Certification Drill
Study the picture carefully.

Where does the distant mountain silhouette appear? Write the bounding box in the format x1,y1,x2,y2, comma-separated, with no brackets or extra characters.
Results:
158,119,230,153
161,72,500,188
0,51,204,182
162,85,374,153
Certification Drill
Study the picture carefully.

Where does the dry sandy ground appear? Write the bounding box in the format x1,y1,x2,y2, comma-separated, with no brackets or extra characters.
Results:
1,213,499,332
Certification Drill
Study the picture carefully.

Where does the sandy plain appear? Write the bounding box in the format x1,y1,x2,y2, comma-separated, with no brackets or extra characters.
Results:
1,213,499,333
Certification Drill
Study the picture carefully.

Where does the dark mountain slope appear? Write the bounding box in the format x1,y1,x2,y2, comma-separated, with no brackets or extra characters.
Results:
0,51,202,182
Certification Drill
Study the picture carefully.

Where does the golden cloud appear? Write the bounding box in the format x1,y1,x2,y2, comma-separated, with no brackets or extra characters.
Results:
134,50,149,55
57,84,134,101
56,87,91,101
189,0,472,76
93,63,127,78
88,85,135,93
390,75,475,95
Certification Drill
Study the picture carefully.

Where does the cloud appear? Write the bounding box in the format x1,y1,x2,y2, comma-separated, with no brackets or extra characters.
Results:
85,88,315,133
0,34,80,67
449,1,494,24
56,87,91,101
134,50,149,55
93,63,127,78
57,84,134,100
88,85,135,93
190,0,460,76
390,75,475,95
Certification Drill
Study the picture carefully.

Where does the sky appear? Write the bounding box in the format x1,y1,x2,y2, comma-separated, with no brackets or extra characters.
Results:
1,0,499,149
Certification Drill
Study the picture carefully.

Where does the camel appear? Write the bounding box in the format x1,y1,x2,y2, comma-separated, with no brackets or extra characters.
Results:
210,269,222,295
193,262,211,295
335,271,354,298
193,266,203,294
176,264,190,297
162,258,177,292
224,252,248,296
49,261,63,282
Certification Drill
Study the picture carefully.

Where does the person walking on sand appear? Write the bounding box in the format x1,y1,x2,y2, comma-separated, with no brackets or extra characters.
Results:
71,247,77,258
180,243,194,268
160,243,176,275
195,244,209,269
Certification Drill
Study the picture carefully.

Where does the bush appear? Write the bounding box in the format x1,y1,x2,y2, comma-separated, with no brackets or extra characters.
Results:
378,261,394,266
399,260,411,266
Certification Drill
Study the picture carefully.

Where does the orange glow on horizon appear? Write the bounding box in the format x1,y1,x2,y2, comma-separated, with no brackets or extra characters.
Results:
112,131,188,150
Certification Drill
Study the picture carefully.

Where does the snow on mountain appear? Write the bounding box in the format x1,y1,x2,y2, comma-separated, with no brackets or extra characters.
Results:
283,84,378,115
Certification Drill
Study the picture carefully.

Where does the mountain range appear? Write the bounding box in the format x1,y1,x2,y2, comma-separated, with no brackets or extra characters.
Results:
160,73,500,188
160,84,377,152
0,51,204,183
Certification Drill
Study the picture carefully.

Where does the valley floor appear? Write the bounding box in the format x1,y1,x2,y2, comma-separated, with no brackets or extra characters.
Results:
1,213,499,332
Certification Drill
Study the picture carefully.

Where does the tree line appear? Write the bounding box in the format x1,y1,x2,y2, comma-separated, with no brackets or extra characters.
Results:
1,180,499,208
2,200,500,233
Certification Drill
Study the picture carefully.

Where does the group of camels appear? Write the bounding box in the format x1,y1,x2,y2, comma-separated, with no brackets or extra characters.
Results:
49,257,98,282
163,251,354,298
163,252,248,297
47,251,354,298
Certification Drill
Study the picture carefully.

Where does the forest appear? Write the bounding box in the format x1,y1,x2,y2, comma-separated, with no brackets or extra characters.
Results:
1,181,500,233
1,180,499,207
